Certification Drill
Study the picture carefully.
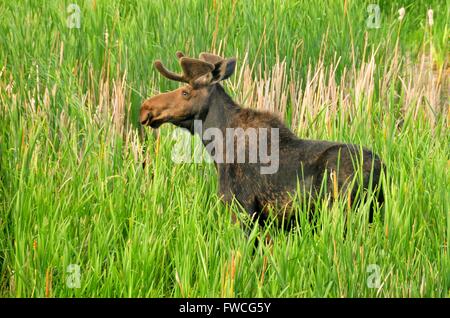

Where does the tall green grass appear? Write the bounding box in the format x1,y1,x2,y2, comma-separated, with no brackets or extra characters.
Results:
0,0,448,297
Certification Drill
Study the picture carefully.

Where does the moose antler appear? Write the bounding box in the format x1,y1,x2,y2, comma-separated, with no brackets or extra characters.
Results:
154,52,214,86
154,51,236,86
154,60,186,82
200,52,237,83
199,52,224,65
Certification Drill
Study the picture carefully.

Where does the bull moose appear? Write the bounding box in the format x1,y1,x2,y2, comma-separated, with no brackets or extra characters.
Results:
140,52,384,232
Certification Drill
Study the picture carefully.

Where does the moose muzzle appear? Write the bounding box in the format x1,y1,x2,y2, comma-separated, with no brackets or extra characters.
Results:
139,100,153,126
140,99,166,128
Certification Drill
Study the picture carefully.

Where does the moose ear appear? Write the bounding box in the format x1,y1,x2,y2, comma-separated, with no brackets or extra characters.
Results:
210,58,237,84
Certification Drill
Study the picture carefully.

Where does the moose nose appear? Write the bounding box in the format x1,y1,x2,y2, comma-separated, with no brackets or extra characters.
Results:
139,102,153,125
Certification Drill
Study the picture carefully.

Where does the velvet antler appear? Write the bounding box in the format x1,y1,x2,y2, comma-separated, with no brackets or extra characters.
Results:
154,52,236,86
199,52,224,65
154,52,214,86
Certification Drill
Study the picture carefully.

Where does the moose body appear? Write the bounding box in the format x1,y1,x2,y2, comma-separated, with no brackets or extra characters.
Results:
141,52,384,229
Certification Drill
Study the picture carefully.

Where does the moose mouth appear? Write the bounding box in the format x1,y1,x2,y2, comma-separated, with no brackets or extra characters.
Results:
141,113,164,128
141,113,196,129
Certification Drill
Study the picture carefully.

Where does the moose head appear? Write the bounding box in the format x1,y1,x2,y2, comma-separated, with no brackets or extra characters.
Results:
140,52,236,131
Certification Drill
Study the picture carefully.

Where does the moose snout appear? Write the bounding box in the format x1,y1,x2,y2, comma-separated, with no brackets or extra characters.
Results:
140,99,167,128
140,100,154,125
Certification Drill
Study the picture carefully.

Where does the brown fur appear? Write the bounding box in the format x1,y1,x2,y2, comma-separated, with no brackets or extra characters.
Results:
141,52,384,234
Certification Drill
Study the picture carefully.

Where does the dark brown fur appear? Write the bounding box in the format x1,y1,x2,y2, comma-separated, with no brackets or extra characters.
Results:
141,52,384,232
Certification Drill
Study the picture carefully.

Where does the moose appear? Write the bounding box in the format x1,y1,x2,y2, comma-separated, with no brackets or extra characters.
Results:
140,52,384,233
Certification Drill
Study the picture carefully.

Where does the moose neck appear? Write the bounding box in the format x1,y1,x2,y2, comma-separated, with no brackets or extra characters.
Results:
196,84,238,139
189,84,238,165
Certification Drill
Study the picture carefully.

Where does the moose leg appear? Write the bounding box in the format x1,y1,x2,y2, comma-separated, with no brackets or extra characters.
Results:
237,196,273,252
220,194,261,251
235,197,259,236
219,192,258,239
219,183,260,234
220,186,269,252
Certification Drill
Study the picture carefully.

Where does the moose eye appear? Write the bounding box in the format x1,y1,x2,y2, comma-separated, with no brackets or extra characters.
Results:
181,90,190,97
